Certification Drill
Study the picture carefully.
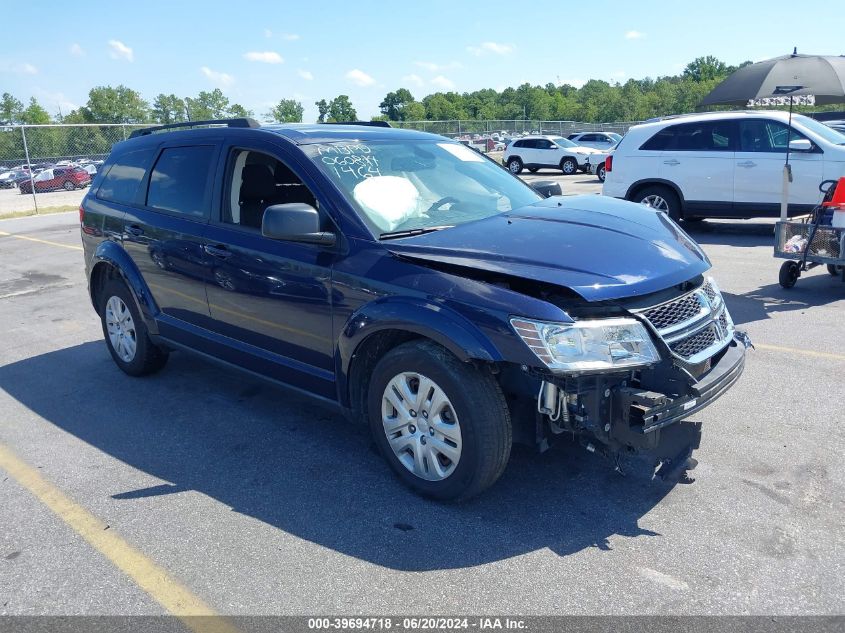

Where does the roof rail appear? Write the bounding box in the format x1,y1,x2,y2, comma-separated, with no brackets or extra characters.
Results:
323,121,392,128
128,118,261,139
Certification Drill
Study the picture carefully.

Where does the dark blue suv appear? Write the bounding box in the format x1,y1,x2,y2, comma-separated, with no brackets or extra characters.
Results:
80,118,748,500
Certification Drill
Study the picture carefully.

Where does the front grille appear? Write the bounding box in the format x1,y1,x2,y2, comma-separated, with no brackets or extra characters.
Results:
670,324,717,358
636,279,734,365
643,293,703,330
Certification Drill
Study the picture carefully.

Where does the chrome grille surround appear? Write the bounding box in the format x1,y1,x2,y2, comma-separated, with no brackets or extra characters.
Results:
635,279,734,365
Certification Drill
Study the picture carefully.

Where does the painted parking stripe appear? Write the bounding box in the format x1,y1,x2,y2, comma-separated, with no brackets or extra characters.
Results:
0,443,241,633
0,229,83,251
754,343,845,362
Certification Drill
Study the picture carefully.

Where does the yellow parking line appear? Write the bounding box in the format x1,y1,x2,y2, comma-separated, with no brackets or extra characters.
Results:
0,230,83,251
755,343,845,362
0,443,241,633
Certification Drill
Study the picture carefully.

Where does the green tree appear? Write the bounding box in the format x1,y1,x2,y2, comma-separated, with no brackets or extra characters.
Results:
186,88,230,120
403,101,426,121
327,95,357,122
151,94,187,124
83,85,150,123
227,103,254,118
379,88,415,120
683,56,729,82
266,99,304,122
315,99,329,123
21,97,51,124
1,93,24,124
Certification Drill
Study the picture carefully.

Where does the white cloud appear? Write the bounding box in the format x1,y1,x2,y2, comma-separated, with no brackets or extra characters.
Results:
34,89,78,115
468,42,514,56
297,69,314,81
430,75,455,90
0,61,38,75
69,43,84,57
200,66,234,88
263,29,273,38
402,73,424,88
625,30,645,40
281,33,300,41
108,39,134,62
345,68,376,87
244,51,284,64
415,60,462,72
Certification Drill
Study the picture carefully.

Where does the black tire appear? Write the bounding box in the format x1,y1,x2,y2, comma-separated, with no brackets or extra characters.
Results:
367,340,512,501
597,164,606,182
827,264,843,277
779,261,800,289
63,180,75,191
560,157,578,175
99,279,168,376
528,167,539,173
634,185,682,222
507,157,523,175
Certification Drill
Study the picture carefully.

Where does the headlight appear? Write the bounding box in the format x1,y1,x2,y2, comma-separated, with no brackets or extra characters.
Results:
510,317,660,372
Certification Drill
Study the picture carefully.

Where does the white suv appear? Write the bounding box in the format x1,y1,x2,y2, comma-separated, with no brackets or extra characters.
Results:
503,135,605,175
602,110,845,220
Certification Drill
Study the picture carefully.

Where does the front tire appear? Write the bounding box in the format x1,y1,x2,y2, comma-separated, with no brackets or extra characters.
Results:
63,180,75,191
635,185,682,222
100,279,168,376
560,158,578,175
507,157,523,175
367,340,512,501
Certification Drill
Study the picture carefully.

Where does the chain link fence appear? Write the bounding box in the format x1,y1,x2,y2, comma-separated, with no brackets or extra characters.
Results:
0,120,642,216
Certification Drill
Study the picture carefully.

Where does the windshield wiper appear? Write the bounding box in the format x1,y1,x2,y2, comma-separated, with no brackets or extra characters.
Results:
379,225,454,240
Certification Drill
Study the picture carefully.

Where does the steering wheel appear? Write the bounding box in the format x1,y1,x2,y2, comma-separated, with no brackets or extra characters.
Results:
427,196,459,213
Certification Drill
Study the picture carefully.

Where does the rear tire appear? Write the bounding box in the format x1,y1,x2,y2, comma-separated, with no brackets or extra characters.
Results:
367,340,512,501
63,180,75,191
507,157,523,174
827,264,843,277
596,164,606,182
779,261,800,289
99,279,168,376
560,158,578,175
528,167,539,173
635,185,682,222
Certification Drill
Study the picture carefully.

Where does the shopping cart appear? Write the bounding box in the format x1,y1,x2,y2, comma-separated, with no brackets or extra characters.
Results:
774,179,845,289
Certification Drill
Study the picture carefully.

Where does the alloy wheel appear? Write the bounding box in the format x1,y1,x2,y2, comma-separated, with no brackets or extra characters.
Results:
641,194,669,211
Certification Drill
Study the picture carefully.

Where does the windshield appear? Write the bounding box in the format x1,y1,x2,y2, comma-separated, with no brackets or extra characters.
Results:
305,140,542,238
551,137,577,148
794,114,845,145
608,133,622,141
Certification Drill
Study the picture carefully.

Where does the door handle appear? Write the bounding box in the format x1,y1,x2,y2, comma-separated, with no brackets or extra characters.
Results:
203,244,233,259
125,224,144,236
737,161,756,168
663,159,680,166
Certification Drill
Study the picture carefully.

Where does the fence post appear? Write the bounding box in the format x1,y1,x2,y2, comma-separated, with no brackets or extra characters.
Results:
121,124,127,140
20,126,39,215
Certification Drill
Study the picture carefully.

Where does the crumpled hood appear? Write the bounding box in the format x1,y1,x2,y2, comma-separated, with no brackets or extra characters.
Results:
387,195,711,302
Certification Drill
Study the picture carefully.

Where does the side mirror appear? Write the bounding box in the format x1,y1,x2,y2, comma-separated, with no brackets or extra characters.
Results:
789,138,812,152
531,180,563,198
262,203,336,246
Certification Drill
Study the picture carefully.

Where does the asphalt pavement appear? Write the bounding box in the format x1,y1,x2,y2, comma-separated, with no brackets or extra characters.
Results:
0,193,843,617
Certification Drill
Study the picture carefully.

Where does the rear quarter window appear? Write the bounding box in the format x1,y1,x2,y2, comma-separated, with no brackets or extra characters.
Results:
146,145,215,218
97,148,156,205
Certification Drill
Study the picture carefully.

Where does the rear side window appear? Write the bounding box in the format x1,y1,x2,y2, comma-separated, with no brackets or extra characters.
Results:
146,146,215,218
97,148,156,205
513,140,527,148
641,121,736,152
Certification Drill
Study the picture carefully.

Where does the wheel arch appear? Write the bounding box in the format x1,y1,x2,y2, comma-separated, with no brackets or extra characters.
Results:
625,178,686,207
89,241,160,333
336,299,503,417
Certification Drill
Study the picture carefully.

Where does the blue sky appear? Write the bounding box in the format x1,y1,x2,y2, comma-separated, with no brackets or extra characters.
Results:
1,0,840,121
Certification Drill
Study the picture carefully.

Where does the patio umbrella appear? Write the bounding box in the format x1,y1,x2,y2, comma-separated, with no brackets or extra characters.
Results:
700,50,845,219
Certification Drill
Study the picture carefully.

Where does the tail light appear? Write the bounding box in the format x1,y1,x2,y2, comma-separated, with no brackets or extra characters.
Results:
605,154,613,172
79,205,85,224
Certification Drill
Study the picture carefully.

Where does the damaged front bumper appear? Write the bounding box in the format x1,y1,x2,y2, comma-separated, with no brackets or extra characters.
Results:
534,333,750,479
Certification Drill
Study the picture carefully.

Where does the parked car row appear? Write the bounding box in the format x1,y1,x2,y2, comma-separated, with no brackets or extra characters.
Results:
502,135,610,176
0,157,102,194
